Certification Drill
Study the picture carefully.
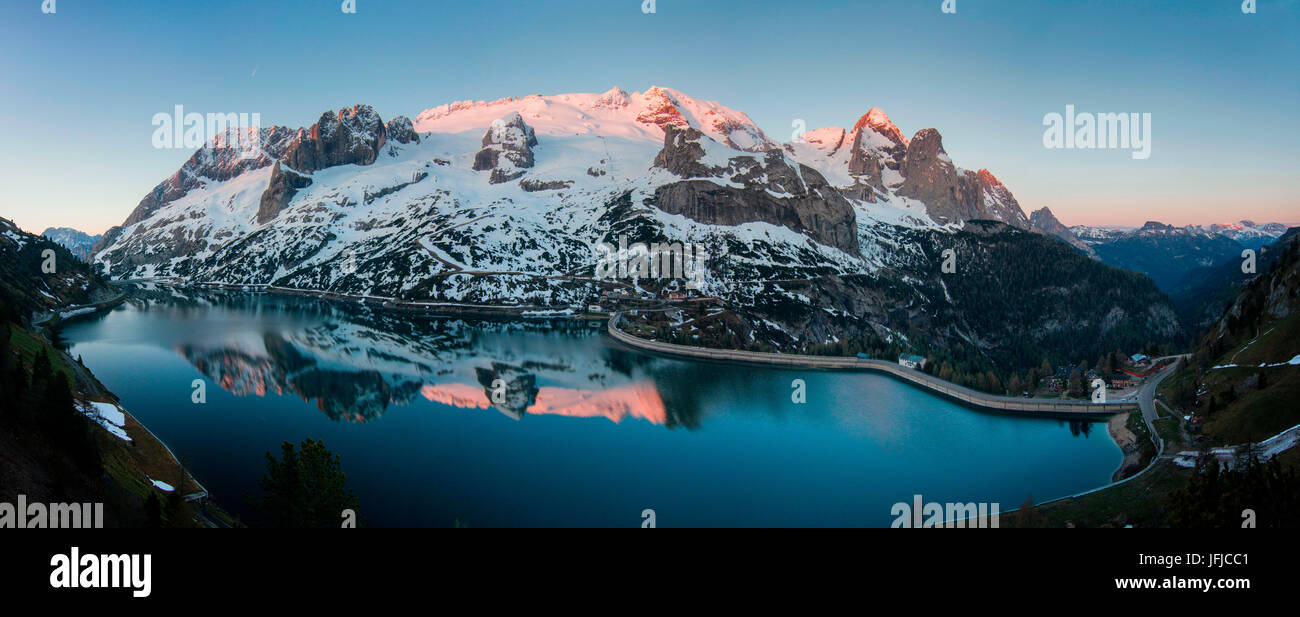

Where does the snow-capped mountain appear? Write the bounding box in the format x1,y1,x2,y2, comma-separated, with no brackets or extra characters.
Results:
0,218,117,322
1070,220,1288,249
93,87,1033,296
1200,220,1291,251
41,227,102,261
91,87,1182,376
1069,221,1287,292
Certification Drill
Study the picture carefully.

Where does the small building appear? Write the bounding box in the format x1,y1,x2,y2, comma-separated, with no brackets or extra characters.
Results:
1110,376,1138,389
588,305,603,313
898,354,928,370
665,291,687,302
1130,353,1150,366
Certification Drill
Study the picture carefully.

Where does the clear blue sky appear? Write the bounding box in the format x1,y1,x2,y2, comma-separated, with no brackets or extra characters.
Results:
2,0,1296,235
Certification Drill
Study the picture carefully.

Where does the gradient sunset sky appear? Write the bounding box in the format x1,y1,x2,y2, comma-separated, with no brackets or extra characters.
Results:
2,0,1296,235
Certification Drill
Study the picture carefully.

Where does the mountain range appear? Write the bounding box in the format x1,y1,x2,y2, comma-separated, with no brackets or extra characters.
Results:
41,227,102,261
1074,221,1265,291
0,217,117,324
1168,228,1300,330
84,86,1190,387
1166,229,1300,445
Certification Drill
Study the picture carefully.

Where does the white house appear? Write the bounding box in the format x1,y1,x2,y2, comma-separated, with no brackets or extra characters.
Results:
898,354,928,370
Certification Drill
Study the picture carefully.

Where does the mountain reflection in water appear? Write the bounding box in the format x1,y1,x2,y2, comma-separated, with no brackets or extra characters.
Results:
58,287,1124,527
140,290,682,425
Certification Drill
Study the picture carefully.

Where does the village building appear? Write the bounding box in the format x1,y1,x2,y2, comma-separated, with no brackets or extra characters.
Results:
898,354,928,370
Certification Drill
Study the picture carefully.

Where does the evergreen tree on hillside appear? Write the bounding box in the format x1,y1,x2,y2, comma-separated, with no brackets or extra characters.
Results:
250,438,360,528
1168,449,1300,528
41,373,101,474
0,323,11,409
28,349,54,412
10,355,28,405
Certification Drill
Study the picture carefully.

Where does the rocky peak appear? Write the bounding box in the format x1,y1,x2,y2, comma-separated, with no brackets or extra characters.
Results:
652,125,715,178
1030,207,1094,255
257,161,314,225
651,125,859,254
1137,221,1180,235
472,112,539,184
975,168,1002,187
974,168,1030,229
896,129,1030,228
481,111,537,149
592,87,631,109
1029,207,1066,232
122,125,303,227
385,115,419,144
41,227,102,261
837,109,910,202
903,128,949,164
284,104,387,174
851,108,908,146
635,86,690,131
898,128,977,224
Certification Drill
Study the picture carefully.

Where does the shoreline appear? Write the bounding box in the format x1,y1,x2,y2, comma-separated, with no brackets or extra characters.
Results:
606,313,1136,418
1106,412,1143,482
33,292,224,525
99,279,1146,519
184,281,613,321
5,316,224,527
177,279,1137,416
31,290,128,329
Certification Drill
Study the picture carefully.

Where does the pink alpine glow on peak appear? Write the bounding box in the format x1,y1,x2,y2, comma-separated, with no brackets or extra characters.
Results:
412,86,774,152
852,107,908,146
976,169,1003,186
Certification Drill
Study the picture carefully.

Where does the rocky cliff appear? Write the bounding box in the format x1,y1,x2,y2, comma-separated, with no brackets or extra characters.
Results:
650,125,859,253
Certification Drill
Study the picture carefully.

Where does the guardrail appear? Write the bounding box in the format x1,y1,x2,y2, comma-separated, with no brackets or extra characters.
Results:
607,314,1137,417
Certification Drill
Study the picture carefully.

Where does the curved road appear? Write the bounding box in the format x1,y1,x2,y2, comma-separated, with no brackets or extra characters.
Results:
1137,355,1187,459
607,313,1138,417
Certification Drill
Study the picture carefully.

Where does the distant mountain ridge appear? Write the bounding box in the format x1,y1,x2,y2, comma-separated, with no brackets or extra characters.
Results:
41,227,102,261
1081,222,1254,291
1028,207,1094,255
1023,220,1288,292
1170,227,1300,330
1168,229,1300,444
1071,220,1288,248
0,218,117,324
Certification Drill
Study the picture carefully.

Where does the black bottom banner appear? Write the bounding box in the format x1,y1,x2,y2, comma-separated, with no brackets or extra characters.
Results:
0,529,1284,605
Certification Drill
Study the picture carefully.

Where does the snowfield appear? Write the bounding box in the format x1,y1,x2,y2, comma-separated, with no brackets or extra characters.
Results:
81,401,131,442
91,86,1059,344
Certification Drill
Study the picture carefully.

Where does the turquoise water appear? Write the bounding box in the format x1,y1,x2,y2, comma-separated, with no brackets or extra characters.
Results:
60,291,1122,527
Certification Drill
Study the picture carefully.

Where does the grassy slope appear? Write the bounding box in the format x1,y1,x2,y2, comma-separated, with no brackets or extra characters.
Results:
1005,464,1188,528
2,322,219,527
1196,312,1300,444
